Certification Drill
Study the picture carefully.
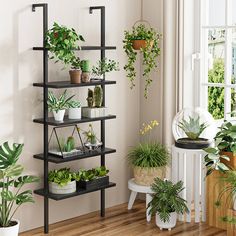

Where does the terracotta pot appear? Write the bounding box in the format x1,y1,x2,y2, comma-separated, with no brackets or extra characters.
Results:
132,40,154,50
133,166,165,186
220,151,236,169
69,70,81,84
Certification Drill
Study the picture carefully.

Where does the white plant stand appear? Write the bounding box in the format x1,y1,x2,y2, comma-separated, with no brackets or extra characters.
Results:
128,178,154,222
171,145,206,223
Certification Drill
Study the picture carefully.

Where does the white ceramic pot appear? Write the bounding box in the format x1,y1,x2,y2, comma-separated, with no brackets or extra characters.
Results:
49,181,76,194
68,107,81,119
156,212,177,231
0,219,20,236
52,110,65,122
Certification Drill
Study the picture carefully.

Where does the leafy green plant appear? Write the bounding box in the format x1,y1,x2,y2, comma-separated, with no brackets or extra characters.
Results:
0,142,39,227
48,168,80,187
92,58,119,77
68,100,81,108
78,166,109,181
45,22,85,69
47,90,74,112
127,143,170,168
204,121,236,176
59,136,75,153
83,124,97,144
148,178,189,222
178,116,208,140
123,24,161,98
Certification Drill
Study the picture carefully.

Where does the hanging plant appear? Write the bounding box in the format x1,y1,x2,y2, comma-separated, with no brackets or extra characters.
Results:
123,23,161,98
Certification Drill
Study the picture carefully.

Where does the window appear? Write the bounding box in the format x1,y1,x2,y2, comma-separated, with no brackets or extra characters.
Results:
200,0,236,120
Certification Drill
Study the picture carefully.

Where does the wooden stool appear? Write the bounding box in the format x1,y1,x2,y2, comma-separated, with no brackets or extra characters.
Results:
128,178,154,222
171,145,206,223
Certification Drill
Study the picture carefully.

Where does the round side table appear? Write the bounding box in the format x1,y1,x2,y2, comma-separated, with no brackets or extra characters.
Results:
128,178,154,222
172,145,206,223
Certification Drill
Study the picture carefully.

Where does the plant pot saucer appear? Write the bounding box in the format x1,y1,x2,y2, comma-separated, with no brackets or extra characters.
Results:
175,138,212,149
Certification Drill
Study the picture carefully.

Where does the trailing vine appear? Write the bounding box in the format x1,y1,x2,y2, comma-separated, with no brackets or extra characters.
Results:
123,24,161,98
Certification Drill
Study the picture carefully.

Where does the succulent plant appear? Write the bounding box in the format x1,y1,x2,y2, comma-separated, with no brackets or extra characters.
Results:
87,89,94,108
178,116,208,140
94,86,103,107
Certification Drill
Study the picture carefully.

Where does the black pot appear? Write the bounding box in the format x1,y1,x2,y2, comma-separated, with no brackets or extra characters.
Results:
77,176,109,190
175,138,212,149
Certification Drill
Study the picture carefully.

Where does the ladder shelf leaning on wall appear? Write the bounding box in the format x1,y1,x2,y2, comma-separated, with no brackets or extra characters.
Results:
32,3,116,234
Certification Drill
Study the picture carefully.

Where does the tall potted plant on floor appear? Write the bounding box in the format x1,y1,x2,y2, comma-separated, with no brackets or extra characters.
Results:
0,142,39,236
148,178,189,231
127,120,170,186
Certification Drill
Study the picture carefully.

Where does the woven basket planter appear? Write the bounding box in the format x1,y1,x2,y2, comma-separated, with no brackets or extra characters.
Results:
133,166,165,186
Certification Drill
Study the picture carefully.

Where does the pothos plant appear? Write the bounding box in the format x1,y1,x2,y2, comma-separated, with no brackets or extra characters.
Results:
0,142,39,227
45,22,85,69
123,24,161,98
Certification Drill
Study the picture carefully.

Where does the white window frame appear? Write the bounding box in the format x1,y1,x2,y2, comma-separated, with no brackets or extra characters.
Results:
197,0,236,120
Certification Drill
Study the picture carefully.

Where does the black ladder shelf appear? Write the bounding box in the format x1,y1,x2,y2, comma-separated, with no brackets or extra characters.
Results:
32,4,116,234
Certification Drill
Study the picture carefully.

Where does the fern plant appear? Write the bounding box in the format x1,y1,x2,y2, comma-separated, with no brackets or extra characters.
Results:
127,143,169,168
178,115,208,140
148,178,189,222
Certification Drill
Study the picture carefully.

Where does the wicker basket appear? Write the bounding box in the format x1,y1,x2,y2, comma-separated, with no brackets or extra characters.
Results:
133,166,165,186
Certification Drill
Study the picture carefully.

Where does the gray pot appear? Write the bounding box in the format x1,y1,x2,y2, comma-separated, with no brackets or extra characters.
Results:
49,181,76,194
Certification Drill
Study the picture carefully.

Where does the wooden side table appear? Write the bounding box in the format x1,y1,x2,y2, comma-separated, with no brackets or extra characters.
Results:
128,178,154,222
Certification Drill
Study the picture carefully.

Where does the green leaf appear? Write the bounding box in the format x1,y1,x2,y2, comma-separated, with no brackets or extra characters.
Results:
4,164,23,178
14,175,39,187
204,147,218,154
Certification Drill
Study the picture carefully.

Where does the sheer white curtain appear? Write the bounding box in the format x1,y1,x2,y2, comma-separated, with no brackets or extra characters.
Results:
162,0,184,146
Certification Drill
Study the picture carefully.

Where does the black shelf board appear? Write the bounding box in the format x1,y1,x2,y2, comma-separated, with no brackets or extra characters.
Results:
33,80,116,88
34,182,116,201
33,46,116,51
33,115,116,127
34,147,116,163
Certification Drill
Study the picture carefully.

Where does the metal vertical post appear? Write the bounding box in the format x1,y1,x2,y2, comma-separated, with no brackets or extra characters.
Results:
89,6,106,217
32,3,49,234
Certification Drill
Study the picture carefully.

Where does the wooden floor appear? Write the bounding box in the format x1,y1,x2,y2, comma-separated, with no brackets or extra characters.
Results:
20,200,227,236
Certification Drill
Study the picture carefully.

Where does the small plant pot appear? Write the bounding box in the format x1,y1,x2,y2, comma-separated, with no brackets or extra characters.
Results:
156,212,177,231
49,181,76,194
69,69,81,84
132,40,154,50
133,166,164,186
68,107,81,119
77,176,109,190
82,107,107,118
81,72,91,83
175,138,211,149
53,110,65,122
0,219,20,236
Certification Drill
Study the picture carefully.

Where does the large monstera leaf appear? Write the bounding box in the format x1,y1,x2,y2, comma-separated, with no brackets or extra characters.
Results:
0,142,24,169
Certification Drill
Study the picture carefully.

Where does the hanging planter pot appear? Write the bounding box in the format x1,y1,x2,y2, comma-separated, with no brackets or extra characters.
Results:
123,20,161,98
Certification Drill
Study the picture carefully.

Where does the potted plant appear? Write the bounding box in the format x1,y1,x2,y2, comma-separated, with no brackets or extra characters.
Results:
83,124,102,150
82,86,107,118
68,100,81,119
123,24,161,98
77,166,109,190
47,90,74,122
0,142,39,236
48,168,80,194
176,115,210,149
81,60,91,83
148,178,189,231
92,58,119,80
128,120,169,186
45,22,85,84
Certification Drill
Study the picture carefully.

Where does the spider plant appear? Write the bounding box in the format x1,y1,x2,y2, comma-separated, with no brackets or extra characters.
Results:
178,115,208,140
127,143,169,168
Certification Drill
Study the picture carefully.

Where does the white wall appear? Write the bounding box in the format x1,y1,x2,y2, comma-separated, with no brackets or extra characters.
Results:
140,0,163,143
0,0,141,232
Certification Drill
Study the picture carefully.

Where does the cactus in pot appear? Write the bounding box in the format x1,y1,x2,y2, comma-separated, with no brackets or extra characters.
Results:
94,86,103,107
87,89,94,108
